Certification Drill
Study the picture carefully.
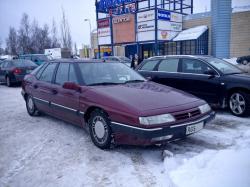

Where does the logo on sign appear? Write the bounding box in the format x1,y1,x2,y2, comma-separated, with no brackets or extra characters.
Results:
158,9,171,21
161,31,168,39
98,19,110,28
138,23,154,30
113,16,130,24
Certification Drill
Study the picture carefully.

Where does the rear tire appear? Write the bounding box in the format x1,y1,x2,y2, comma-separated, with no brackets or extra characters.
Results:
88,109,112,149
6,76,11,87
229,91,250,117
26,95,39,116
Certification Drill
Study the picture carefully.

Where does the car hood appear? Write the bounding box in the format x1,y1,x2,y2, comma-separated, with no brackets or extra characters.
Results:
86,81,203,115
224,73,250,84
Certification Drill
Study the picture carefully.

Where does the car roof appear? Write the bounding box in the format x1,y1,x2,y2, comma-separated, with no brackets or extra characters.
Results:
147,55,213,60
48,59,115,63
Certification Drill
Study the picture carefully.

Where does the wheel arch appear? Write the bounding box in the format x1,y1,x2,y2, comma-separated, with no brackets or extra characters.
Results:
84,106,110,123
227,87,250,99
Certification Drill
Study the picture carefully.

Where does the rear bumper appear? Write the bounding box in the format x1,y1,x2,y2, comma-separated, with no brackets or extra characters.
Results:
110,111,216,145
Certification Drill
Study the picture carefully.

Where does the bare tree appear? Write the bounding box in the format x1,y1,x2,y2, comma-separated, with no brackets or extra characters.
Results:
74,42,78,55
6,27,18,55
51,19,60,48
60,8,72,50
0,38,4,55
18,13,31,54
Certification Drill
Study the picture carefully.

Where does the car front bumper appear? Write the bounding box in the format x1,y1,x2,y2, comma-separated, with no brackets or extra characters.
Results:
110,111,216,145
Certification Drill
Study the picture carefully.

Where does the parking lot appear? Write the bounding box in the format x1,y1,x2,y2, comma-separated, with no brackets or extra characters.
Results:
0,85,250,187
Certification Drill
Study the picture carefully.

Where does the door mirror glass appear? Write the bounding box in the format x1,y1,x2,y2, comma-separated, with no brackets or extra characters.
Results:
204,69,216,76
63,82,81,92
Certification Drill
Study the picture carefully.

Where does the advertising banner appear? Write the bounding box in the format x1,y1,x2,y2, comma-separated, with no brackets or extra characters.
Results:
158,30,179,41
113,14,135,44
137,31,155,42
158,9,171,21
97,19,110,28
137,10,155,22
158,20,182,32
137,20,155,32
98,27,111,45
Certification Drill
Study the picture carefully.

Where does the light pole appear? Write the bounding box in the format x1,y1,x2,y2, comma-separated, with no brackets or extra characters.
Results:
84,19,92,58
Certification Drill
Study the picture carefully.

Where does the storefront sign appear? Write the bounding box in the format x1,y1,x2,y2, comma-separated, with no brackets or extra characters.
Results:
158,9,171,21
171,12,182,23
113,16,130,24
113,14,135,44
137,20,155,32
98,27,111,37
97,19,110,28
137,31,155,42
158,20,182,32
158,30,179,40
137,10,155,22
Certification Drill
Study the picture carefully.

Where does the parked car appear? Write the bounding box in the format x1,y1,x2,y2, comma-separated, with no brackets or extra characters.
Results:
19,54,52,65
102,56,131,67
237,56,250,65
0,59,37,86
21,60,215,149
136,55,250,117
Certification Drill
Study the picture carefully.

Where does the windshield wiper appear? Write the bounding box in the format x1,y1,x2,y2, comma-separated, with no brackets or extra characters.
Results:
124,80,145,84
88,82,121,86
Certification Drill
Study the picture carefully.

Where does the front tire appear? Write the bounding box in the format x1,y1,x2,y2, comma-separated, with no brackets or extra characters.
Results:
26,95,39,116
229,91,249,117
88,109,112,149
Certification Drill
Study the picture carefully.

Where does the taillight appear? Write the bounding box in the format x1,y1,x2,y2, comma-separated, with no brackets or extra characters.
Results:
13,68,22,74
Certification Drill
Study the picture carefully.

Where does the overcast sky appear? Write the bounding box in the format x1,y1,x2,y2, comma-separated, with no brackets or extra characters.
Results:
0,0,249,48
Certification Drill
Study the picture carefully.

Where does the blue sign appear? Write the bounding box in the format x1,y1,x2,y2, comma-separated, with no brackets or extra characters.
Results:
97,0,136,12
158,9,171,21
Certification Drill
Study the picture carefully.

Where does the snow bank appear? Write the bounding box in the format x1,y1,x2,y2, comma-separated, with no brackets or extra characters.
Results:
223,58,238,65
165,148,250,187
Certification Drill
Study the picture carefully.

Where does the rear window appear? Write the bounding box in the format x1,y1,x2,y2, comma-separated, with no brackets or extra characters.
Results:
12,60,37,67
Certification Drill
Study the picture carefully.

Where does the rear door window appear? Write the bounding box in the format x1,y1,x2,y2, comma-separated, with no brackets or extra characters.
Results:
39,63,57,83
158,59,179,72
69,64,79,84
180,58,211,74
55,63,70,85
139,60,159,71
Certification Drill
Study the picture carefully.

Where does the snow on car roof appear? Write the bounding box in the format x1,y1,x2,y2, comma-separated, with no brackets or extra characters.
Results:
173,25,208,41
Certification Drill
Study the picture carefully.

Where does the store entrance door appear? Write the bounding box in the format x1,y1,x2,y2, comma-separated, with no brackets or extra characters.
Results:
141,44,154,60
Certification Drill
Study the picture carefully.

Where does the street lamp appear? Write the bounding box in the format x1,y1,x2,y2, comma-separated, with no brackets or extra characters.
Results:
84,19,92,57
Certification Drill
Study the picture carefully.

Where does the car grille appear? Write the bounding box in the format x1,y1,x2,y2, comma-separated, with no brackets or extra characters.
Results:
173,109,201,121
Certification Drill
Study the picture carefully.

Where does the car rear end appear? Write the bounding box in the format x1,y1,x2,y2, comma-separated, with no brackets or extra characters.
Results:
10,60,38,83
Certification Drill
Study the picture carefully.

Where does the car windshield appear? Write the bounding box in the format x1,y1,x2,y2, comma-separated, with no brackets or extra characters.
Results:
205,57,242,74
78,63,145,86
118,56,131,62
12,59,37,67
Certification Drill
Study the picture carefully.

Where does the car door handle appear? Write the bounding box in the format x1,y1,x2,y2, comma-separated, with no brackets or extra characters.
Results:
51,89,58,95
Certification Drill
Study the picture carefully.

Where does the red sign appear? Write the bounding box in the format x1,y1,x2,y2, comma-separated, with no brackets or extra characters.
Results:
97,19,110,28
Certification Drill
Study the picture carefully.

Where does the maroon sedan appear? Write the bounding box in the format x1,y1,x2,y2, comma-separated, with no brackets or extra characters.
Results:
21,60,215,149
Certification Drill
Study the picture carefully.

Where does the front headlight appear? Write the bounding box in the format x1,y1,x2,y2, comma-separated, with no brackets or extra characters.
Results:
199,104,211,114
139,114,175,125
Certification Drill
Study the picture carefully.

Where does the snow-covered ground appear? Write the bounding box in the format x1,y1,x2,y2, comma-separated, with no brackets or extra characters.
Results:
0,85,250,187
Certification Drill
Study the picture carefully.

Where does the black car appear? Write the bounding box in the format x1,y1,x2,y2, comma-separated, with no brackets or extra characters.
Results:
136,55,250,117
0,59,37,87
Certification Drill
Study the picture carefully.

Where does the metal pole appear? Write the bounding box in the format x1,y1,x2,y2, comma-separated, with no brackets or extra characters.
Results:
110,13,114,56
154,0,158,56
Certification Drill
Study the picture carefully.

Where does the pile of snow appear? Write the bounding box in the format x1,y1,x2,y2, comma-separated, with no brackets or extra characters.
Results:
165,148,250,187
173,26,208,41
223,58,238,65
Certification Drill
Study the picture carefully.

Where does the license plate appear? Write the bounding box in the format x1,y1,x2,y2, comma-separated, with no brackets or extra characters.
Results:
186,122,204,135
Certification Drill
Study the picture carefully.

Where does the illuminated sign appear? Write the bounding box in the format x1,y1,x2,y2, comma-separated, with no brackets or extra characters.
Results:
97,19,110,28
97,0,136,12
158,9,171,21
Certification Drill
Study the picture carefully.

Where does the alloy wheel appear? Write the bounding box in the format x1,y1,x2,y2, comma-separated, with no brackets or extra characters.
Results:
229,93,246,115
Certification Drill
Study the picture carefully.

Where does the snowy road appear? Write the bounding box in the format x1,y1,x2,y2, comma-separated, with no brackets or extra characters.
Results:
0,85,250,187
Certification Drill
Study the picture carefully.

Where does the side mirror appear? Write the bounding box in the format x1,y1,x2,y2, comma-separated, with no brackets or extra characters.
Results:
204,69,216,77
63,82,81,92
